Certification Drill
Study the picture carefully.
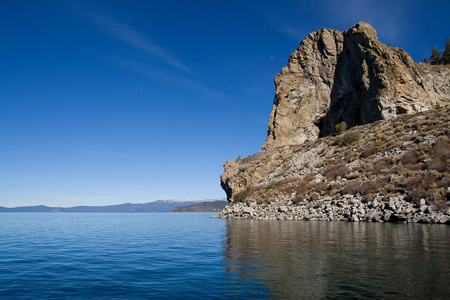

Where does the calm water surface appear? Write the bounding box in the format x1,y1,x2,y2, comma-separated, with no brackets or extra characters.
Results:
0,213,449,299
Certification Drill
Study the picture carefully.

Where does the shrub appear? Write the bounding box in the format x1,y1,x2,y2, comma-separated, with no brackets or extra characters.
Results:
418,143,432,153
386,165,402,175
429,136,450,163
372,157,392,174
437,177,450,189
334,132,361,146
428,188,447,203
294,173,317,202
400,149,419,165
359,181,381,195
335,121,347,134
264,184,276,192
404,174,424,189
233,189,251,203
427,158,448,172
295,180,309,195
342,181,360,194
322,163,349,179
408,187,428,202
364,193,376,202
360,144,378,158
302,172,316,182
312,182,328,194
410,162,427,171
292,193,305,203
342,180,380,195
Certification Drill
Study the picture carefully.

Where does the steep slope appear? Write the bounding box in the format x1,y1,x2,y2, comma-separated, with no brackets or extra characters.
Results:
218,107,450,223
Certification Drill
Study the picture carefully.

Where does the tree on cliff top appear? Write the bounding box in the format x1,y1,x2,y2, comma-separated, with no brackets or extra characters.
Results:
428,38,450,65
442,37,450,64
430,46,442,65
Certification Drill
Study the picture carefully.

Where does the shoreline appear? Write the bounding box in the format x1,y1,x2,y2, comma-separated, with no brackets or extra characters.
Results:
213,194,450,224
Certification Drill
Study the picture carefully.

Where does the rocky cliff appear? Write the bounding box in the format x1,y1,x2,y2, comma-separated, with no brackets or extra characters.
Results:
263,22,450,149
218,23,450,223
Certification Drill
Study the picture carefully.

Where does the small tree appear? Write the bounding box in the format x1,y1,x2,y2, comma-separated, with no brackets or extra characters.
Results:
423,57,429,64
442,37,450,65
430,46,442,65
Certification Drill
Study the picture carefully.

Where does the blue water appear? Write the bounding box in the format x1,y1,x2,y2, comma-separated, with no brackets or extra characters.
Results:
1,213,449,299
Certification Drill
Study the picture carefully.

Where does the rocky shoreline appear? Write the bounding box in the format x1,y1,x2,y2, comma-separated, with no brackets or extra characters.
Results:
213,194,450,224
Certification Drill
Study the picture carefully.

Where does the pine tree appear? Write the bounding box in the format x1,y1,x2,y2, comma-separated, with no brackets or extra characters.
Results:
442,37,450,65
423,58,429,64
430,46,441,65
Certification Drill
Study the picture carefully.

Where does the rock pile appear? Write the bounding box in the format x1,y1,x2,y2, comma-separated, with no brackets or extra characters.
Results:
215,194,450,224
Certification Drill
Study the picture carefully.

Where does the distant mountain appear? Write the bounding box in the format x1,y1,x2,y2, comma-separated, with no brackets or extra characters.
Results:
170,200,227,213
0,205,61,212
0,200,223,213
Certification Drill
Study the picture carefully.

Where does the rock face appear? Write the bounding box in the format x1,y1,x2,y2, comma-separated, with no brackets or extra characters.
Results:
263,22,450,149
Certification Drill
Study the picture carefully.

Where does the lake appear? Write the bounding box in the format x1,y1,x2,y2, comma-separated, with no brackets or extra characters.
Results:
1,213,449,299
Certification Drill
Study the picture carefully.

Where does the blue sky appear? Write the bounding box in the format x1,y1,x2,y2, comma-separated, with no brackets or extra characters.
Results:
1,0,449,207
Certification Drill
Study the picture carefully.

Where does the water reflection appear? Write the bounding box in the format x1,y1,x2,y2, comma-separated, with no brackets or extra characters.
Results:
223,220,450,299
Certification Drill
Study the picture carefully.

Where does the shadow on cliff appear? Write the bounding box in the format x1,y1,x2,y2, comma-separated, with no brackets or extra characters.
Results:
316,27,384,137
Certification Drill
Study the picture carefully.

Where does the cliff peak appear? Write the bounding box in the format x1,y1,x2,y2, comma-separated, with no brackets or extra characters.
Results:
262,22,450,149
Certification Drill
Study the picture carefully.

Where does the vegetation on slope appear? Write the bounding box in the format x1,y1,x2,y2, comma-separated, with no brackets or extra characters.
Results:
231,106,450,211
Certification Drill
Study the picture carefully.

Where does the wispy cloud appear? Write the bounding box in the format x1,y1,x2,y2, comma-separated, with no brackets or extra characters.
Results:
116,58,229,102
267,0,409,43
134,78,144,93
68,2,243,109
267,17,305,40
321,0,409,42
73,142,114,157
71,3,189,72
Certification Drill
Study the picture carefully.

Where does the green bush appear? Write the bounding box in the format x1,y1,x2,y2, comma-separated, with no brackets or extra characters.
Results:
335,121,347,134
233,189,251,203
264,184,276,192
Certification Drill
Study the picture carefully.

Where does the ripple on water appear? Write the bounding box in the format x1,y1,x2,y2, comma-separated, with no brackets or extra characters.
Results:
1,213,449,299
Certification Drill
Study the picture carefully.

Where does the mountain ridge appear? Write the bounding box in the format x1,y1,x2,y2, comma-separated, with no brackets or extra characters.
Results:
0,199,223,213
170,200,227,213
